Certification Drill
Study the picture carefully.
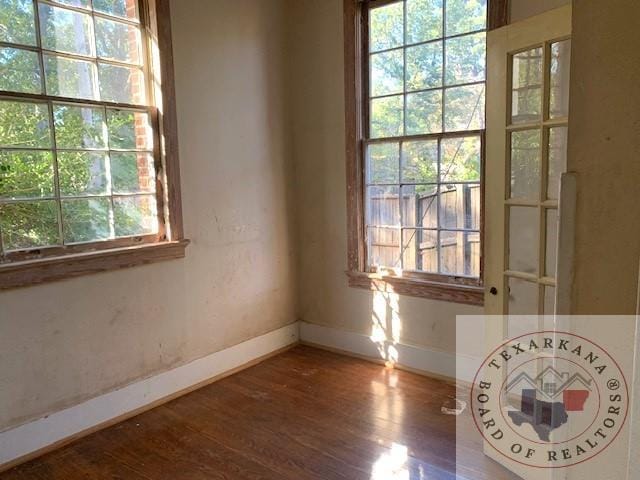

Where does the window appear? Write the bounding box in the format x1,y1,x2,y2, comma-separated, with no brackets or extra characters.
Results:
0,0,185,289
345,0,507,304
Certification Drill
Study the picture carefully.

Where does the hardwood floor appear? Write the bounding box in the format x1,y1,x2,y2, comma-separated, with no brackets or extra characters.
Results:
1,345,519,479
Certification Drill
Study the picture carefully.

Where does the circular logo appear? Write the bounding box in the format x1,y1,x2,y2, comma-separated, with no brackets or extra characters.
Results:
470,331,629,469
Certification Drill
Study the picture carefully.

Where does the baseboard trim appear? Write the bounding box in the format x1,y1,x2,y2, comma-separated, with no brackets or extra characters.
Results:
299,322,480,385
0,322,299,473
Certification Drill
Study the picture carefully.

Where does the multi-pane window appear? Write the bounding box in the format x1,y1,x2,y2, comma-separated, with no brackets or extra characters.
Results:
0,0,159,257
365,0,486,278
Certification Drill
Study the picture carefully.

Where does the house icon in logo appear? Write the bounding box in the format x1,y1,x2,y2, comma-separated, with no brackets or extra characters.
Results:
505,367,593,441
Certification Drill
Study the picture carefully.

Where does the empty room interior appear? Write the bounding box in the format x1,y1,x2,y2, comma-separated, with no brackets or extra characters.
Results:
0,0,639,479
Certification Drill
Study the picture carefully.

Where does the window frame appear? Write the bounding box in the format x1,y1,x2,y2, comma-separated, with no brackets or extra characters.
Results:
0,0,187,289
344,0,508,305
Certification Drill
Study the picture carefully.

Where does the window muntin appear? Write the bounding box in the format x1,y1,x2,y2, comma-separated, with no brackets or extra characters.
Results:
0,0,160,258
365,0,486,278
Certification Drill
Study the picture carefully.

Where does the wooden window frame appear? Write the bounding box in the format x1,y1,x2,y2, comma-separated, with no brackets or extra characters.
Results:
0,0,187,289
344,0,508,306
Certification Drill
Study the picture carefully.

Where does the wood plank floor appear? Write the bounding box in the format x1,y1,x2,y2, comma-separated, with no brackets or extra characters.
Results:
1,345,519,479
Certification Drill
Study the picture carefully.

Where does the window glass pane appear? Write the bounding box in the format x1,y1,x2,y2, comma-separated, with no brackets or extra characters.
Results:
371,49,403,97
366,185,399,226
508,277,538,315
508,206,538,274
0,151,54,199
550,40,571,119
510,129,541,200
401,185,437,228
61,197,111,243
445,32,485,86
39,4,94,56
406,90,442,135
0,0,37,46
367,143,399,184
444,84,485,131
96,17,141,64
0,46,41,93
369,2,403,52
511,47,543,124
0,200,59,250
0,100,51,148
44,54,98,100
367,226,400,269
440,136,480,182
93,0,138,20
107,109,151,150
53,104,107,149
98,63,145,104
406,42,442,91
547,126,567,200
440,230,480,276
439,184,479,230
406,0,442,44
545,208,558,278
114,194,157,237
446,0,486,36
110,152,154,194
401,140,437,183
403,228,437,272
370,95,403,139
53,0,91,8
58,152,108,196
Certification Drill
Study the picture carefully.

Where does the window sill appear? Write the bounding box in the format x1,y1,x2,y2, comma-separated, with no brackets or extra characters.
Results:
345,270,484,306
0,240,190,290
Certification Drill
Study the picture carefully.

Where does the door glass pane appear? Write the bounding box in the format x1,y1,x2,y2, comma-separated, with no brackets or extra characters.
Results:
406,42,442,91
440,230,480,276
367,142,399,184
368,226,400,269
547,126,568,200
369,2,404,52
401,185,437,228
550,40,571,119
0,0,37,46
545,209,558,278
402,228,437,272
0,47,42,94
510,129,541,200
508,277,538,315
511,47,543,124
508,206,538,274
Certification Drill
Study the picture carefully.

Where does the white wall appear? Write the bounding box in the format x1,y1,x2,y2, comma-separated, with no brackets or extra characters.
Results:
288,0,483,365
0,0,297,432
510,0,570,22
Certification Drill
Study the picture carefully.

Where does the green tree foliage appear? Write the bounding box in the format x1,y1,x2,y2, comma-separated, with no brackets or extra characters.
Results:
0,0,155,251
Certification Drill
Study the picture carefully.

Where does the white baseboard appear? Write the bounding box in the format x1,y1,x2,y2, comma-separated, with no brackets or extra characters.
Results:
299,322,480,384
0,322,299,470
